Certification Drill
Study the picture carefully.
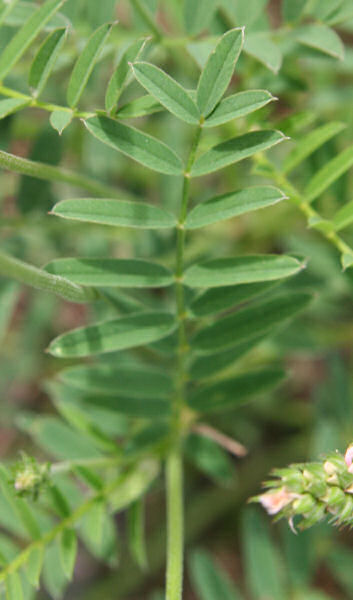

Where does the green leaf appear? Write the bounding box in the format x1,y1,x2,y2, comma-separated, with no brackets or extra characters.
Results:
185,434,235,485
304,145,353,203
0,0,20,27
132,61,200,124
244,33,282,73
204,90,275,128
5,572,23,600
58,364,173,399
188,367,286,413
82,394,171,418
109,460,159,511
60,528,77,580
49,109,73,134
242,508,287,600
67,22,113,108
0,98,29,119
186,186,286,229
0,0,64,80
192,292,312,354
189,550,244,600
184,255,303,288
117,95,162,119
282,0,308,22
282,121,345,174
326,0,353,25
0,249,98,304
105,37,147,113
84,500,105,548
26,546,44,587
190,130,286,177
51,197,177,228
184,0,216,34
44,258,174,288
333,199,353,231
189,337,264,381
48,311,176,358
295,24,344,60
28,26,67,97
84,116,184,176
128,499,147,570
190,281,278,317
197,28,244,117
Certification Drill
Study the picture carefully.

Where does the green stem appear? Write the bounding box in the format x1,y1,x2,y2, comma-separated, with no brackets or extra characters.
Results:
0,84,93,118
0,149,120,198
166,123,203,600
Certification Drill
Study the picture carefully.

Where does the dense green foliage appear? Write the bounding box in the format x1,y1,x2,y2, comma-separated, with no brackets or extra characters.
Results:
1,1,353,599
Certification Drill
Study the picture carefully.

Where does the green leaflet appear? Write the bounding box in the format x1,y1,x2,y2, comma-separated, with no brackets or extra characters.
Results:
128,499,148,570
189,337,264,381
184,0,216,35
190,130,286,177
117,95,162,119
59,529,77,579
282,121,345,174
185,435,235,486
105,37,147,113
58,364,173,399
5,572,23,600
188,368,286,413
192,292,312,354
183,255,303,288
0,0,20,27
47,311,177,357
109,460,159,511
51,197,177,228
49,109,73,134
282,0,308,22
0,0,64,80
84,116,184,176
305,145,353,203
82,394,171,418
244,33,282,74
190,281,277,317
294,24,344,60
185,186,286,229
67,22,113,108
44,258,174,288
189,550,245,600
0,98,29,119
28,27,67,97
333,199,353,231
26,546,44,587
132,61,200,124
204,90,275,128
197,28,244,117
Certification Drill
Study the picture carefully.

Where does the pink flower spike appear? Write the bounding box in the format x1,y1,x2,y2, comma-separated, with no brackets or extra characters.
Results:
259,487,295,515
344,444,353,470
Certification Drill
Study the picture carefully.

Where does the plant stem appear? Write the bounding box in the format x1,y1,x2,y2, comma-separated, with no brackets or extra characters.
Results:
166,124,203,600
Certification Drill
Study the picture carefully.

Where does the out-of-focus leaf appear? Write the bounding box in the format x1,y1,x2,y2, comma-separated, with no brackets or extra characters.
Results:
185,434,235,485
28,27,66,96
295,24,344,60
0,98,29,119
184,0,216,34
282,0,308,22
333,199,353,231
59,528,77,580
305,145,353,202
188,337,264,380
25,546,44,588
5,572,23,600
244,33,282,73
128,499,147,570
189,549,244,600
0,282,18,343
282,122,345,174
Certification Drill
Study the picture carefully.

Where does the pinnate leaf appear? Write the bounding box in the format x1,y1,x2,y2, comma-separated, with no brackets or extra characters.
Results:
184,255,303,288
67,22,113,108
185,186,286,229
197,28,244,117
44,258,174,288
0,0,64,80
84,116,184,175
204,90,275,128
29,26,67,96
132,61,200,124
188,368,286,413
190,130,286,177
48,311,176,357
51,197,176,228
192,292,312,354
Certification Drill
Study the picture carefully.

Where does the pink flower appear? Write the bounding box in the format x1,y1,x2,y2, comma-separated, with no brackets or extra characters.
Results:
259,487,295,515
344,444,353,474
